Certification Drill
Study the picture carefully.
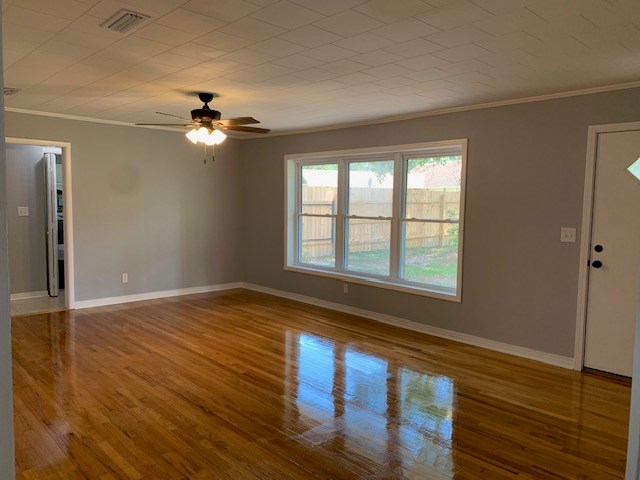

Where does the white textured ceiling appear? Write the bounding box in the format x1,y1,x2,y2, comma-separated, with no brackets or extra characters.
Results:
2,0,640,133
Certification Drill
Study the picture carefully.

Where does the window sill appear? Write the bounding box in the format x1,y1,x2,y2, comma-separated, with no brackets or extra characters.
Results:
284,264,461,302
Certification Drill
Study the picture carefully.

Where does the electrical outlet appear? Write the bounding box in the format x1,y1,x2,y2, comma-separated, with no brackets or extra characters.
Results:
560,227,576,243
122,273,128,283
343,283,349,294
17,206,29,217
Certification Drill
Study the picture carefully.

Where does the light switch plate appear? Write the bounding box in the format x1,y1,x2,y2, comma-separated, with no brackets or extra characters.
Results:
17,206,29,217
560,227,576,243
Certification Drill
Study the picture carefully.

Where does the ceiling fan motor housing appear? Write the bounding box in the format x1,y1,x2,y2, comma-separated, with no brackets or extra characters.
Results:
135,92,269,134
191,93,221,124
191,108,221,123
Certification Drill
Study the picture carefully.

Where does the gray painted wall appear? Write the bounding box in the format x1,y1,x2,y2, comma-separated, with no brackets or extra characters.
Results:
6,144,47,295
0,19,17,480
240,87,640,358
5,112,243,302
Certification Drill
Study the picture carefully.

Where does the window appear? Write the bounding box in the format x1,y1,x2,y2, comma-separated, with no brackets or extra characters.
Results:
285,140,467,301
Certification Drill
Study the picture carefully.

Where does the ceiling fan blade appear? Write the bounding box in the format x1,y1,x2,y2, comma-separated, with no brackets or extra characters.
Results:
215,117,260,126
222,125,271,134
135,123,193,127
155,111,191,121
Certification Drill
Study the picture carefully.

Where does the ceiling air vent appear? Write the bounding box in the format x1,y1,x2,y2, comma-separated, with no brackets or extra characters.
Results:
3,88,21,97
101,9,150,33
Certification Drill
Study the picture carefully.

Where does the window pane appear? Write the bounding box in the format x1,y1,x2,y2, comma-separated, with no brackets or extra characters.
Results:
349,160,394,217
405,156,462,220
346,219,390,276
300,216,335,267
402,221,458,288
302,164,337,214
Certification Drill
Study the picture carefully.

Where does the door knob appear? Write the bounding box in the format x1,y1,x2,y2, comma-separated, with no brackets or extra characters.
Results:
591,260,603,268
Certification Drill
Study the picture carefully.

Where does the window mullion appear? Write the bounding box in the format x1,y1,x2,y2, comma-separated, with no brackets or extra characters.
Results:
335,159,347,271
390,152,402,280
295,163,302,264
400,154,409,279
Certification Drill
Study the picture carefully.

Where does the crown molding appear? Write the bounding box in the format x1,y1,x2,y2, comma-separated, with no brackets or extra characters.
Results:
243,80,640,139
6,80,640,140
3,107,249,139
4,107,185,132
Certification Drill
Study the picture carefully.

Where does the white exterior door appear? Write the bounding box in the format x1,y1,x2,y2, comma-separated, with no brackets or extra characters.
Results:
584,130,640,377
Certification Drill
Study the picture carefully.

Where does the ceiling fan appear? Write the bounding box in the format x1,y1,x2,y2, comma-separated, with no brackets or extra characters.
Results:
136,92,270,162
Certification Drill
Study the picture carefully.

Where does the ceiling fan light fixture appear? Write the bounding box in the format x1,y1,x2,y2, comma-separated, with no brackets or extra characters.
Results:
196,127,210,142
209,129,227,145
186,126,227,146
186,128,199,144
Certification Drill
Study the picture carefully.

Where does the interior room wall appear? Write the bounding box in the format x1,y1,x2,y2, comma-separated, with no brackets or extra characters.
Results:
5,112,244,302
5,144,47,295
240,87,640,359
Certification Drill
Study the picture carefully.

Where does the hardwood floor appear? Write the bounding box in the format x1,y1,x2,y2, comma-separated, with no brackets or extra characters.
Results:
12,289,630,479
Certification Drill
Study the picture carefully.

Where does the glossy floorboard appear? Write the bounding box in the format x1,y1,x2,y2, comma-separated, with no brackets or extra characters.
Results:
12,289,630,479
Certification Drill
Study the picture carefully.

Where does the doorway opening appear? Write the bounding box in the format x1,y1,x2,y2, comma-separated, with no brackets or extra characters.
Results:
5,138,74,316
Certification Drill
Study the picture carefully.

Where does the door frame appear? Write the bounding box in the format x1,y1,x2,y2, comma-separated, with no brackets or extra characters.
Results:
574,121,640,371
5,137,75,309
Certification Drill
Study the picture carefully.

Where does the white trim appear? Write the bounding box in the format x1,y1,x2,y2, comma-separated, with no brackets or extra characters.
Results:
284,265,457,300
74,282,244,309
390,152,402,279
9,81,640,141
10,291,47,300
284,140,466,302
62,143,75,309
243,283,575,369
456,140,468,299
245,81,640,138
4,107,243,138
43,279,574,368
574,121,640,371
5,137,75,310
284,139,466,162
5,107,185,132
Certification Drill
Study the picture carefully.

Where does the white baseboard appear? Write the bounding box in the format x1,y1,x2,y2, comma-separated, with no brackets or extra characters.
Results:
74,283,244,309
10,291,48,300
242,283,575,370
70,280,574,370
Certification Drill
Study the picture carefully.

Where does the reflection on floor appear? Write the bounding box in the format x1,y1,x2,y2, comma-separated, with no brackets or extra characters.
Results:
293,333,455,476
11,291,65,316
12,289,630,479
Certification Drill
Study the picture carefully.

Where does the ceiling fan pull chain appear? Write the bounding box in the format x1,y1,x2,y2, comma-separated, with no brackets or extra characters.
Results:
211,146,215,163
203,144,207,164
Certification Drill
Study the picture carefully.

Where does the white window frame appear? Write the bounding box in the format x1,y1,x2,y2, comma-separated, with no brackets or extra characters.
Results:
284,140,468,302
